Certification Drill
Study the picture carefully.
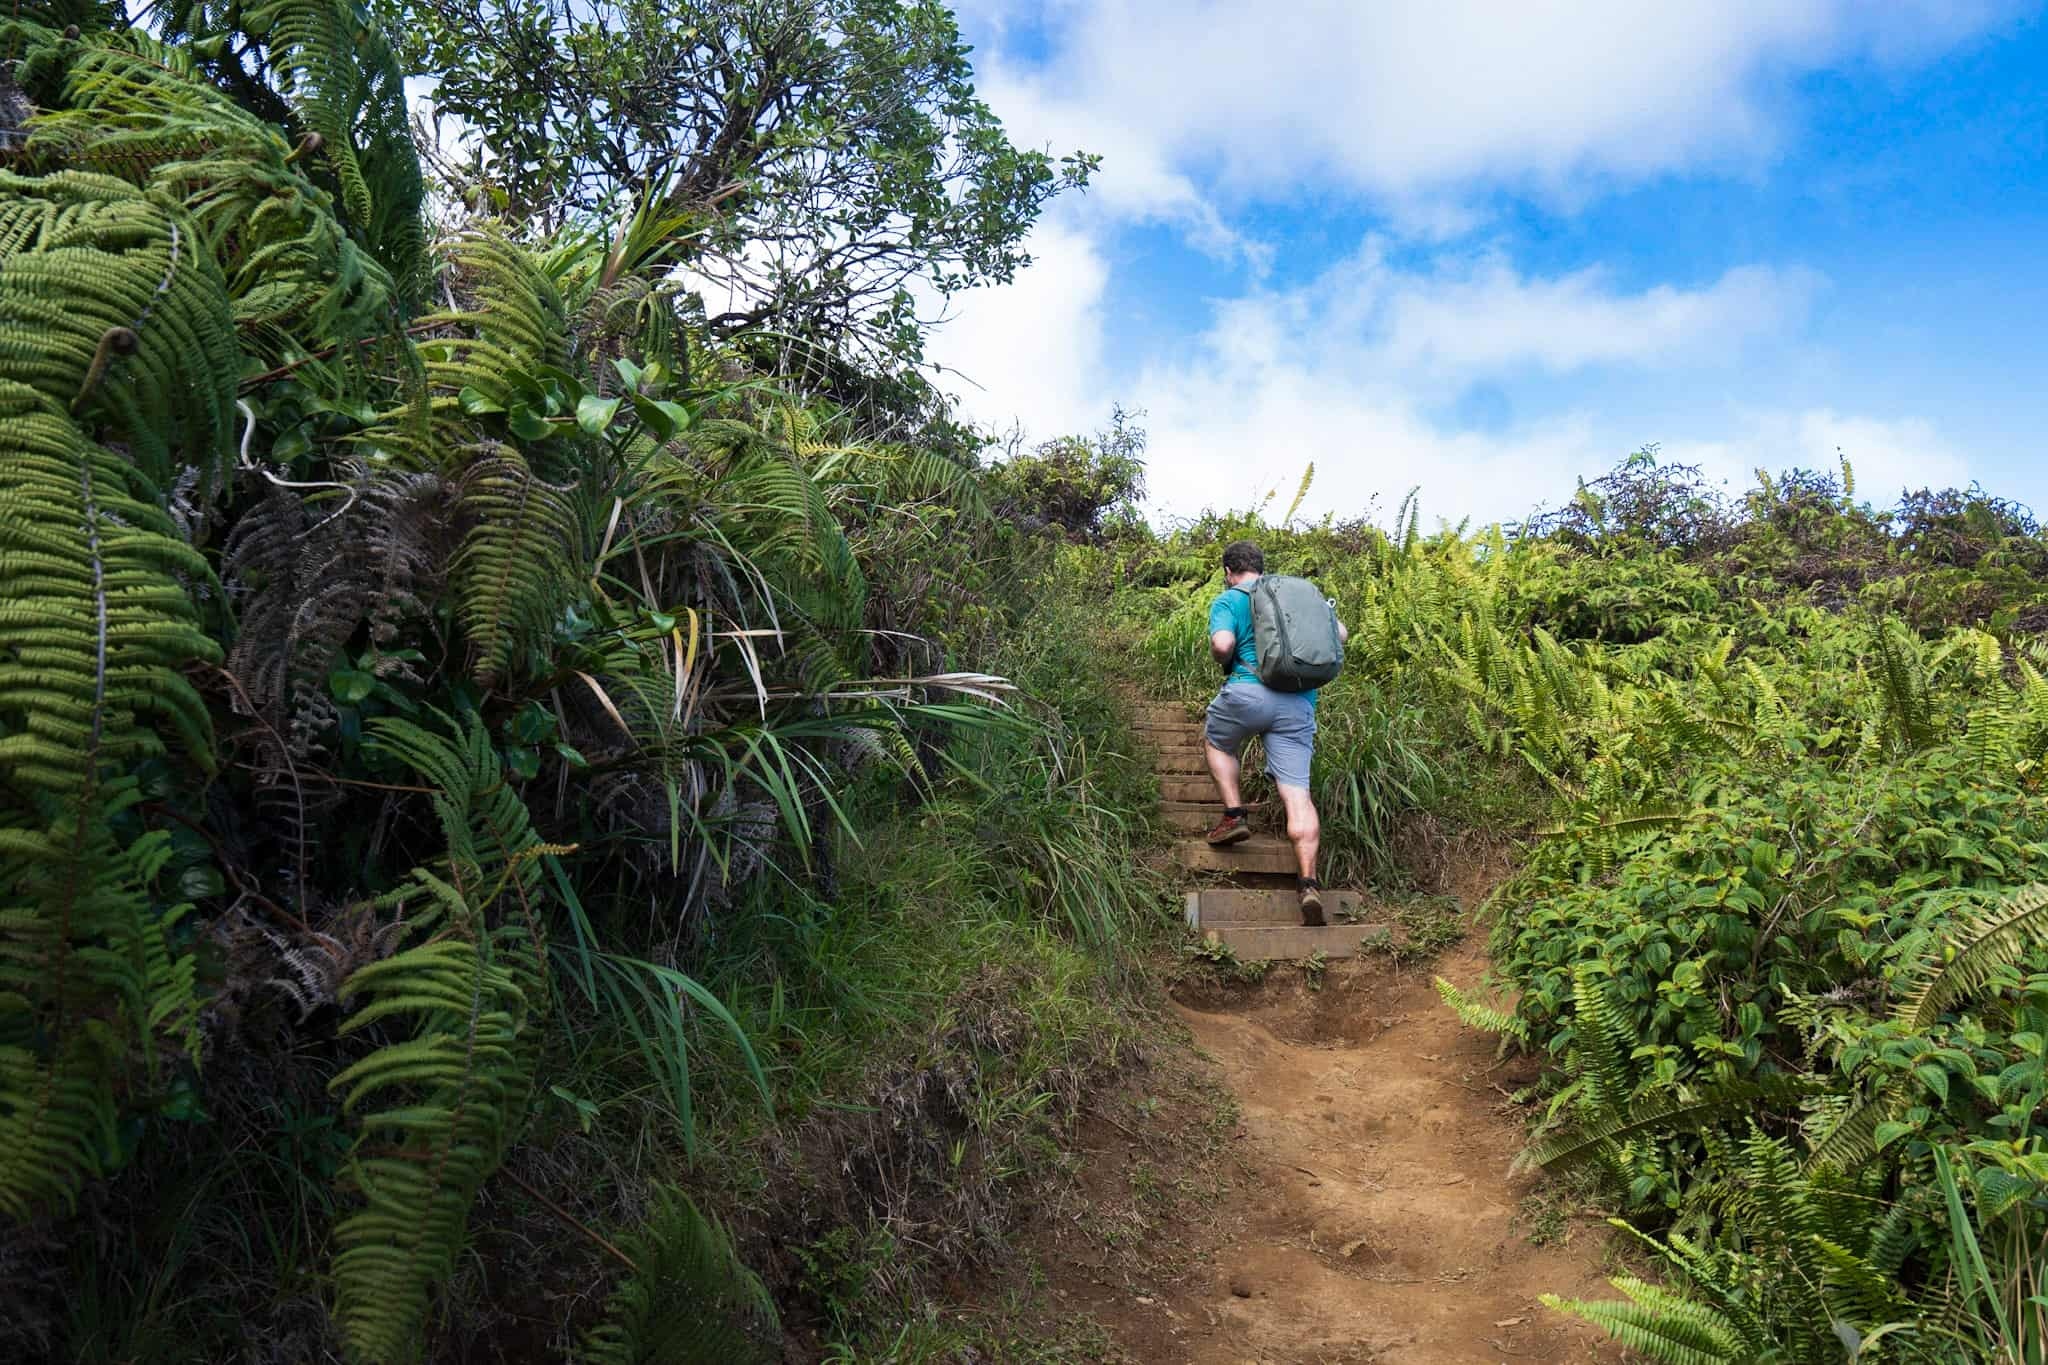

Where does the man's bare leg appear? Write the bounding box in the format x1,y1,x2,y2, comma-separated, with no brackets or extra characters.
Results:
1204,742,1244,809
1278,784,1320,880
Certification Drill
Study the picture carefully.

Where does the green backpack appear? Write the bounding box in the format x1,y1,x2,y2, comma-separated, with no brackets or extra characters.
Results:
1233,575,1344,693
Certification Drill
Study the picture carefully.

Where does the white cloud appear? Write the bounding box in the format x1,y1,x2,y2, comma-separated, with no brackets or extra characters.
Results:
927,223,1951,527
1198,242,1820,395
921,1,1998,526
968,1,2018,217
923,217,1111,441
1662,409,1970,504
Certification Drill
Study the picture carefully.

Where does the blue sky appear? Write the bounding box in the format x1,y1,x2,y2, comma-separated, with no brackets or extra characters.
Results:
924,1,2048,528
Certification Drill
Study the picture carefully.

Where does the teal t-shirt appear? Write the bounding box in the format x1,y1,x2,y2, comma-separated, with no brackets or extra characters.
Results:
1209,582,1317,706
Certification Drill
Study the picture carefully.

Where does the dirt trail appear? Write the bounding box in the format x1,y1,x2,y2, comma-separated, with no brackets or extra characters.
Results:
1154,937,1623,1363
1009,700,1623,1363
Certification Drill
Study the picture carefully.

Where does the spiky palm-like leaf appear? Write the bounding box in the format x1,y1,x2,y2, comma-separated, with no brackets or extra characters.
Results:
576,1186,779,1365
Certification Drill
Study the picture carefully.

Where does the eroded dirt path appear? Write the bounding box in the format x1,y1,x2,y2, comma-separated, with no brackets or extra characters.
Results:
1155,935,1623,1364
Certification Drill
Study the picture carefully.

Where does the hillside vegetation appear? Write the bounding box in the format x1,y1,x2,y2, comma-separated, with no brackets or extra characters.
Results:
1087,454,2048,1363
4,0,2044,1359
0,1,1167,1360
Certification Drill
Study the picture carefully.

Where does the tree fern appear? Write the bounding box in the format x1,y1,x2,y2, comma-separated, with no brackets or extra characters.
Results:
163,0,426,290
32,24,398,335
1896,882,2048,1030
576,1186,779,1365
1570,963,1639,1120
0,169,239,495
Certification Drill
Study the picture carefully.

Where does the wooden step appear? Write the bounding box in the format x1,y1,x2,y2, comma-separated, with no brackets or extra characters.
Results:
1135,724,1203,744
1160,802,1278,834
1185,887,1377,927
1151,749,1208,774
1173,837,1298,874
1133,704,1197,725
1160,775,1222,803
1198,924,1384,961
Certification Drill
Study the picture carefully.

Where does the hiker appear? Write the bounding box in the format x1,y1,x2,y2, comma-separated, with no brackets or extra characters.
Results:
1202,540,1348,926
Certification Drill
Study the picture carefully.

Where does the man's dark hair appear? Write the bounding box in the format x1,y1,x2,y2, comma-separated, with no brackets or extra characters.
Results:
1221,540,1264,575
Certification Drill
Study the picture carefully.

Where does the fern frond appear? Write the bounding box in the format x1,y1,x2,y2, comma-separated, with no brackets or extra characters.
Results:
239,0,426,289
1569,963,1638,1119
365,709,550,934
1540,1279,1747,1364
0,169,238,494
1896,882,2048,1031
1812,883,2048,1172
1523,1075,1819,1174
450,447,582,686
576,1186,779,1365
0,781,199,1219
1433,976,1528,1040
328,933,536,1361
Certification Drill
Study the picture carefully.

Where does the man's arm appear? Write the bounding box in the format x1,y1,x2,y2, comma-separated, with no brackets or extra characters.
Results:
1211,629,1237,668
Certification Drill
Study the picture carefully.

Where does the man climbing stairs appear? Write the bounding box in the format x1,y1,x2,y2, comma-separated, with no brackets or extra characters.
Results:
1133,702,1386,961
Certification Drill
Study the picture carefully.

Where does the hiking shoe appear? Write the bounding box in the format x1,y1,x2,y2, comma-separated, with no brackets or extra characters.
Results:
1204,813,1252,846
1299,883,1326,927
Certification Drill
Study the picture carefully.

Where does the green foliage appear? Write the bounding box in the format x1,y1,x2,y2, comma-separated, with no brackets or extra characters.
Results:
1085,446,2048,1361
0,0,1121,1355
577,1186,778,1365
986,406,1148,539
381,0,1093,364
329,934,537,1362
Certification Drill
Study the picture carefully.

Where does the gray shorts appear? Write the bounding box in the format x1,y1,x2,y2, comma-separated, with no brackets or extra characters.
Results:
1204,682,1316,789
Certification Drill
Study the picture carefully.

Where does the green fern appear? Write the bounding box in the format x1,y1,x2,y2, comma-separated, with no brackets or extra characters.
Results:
1433,975,1529,1040
328,932,537,1362
21,26,402,372
449,448,584,686
1523,1075,1820,1175
1542,1275,1750,1364
178,0,427,289
576,1186,779,1365
0,779,200,1219
0,169,239,495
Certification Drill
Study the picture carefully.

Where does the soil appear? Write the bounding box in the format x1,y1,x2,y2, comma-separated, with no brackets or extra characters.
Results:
958,903,1630,1363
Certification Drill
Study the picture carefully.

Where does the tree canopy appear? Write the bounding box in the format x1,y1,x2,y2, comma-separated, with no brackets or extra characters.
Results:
391,0,1096,366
